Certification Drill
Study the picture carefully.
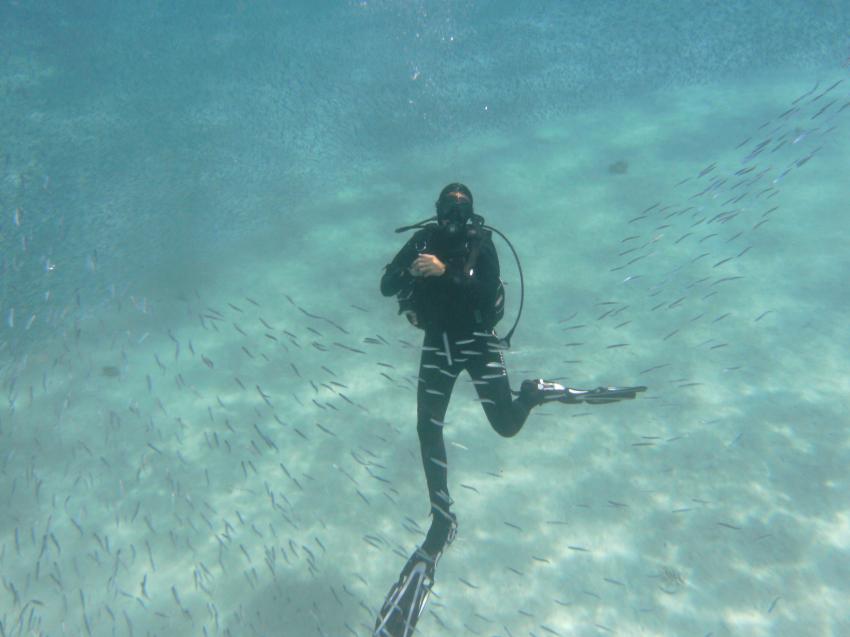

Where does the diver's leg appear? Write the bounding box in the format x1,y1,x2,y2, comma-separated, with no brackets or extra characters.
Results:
416,331,460,557
466,331,534,438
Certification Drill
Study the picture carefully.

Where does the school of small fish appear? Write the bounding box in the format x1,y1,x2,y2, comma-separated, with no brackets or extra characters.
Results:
0,67,847,637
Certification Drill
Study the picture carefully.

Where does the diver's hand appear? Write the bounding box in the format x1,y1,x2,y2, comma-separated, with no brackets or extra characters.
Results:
410,254,446,278
404,310,419,327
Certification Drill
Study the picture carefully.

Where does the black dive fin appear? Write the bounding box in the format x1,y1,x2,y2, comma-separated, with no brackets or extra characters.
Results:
373,549,436,637
564,385,647,404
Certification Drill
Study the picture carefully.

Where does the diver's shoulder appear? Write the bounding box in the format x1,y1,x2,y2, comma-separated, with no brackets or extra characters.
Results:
408,225,438,242
417,224,438,236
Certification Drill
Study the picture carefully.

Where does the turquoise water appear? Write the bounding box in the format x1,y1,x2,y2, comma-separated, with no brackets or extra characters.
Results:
2,2,849,636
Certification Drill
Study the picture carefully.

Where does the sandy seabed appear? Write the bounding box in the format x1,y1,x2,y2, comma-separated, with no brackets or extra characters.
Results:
2,68,849,637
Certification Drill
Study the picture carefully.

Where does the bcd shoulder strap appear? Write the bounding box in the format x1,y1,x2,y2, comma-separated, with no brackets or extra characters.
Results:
462,228,490,276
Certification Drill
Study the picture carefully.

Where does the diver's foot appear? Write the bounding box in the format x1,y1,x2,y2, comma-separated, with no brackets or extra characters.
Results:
519,378,570,406
422,509,458,558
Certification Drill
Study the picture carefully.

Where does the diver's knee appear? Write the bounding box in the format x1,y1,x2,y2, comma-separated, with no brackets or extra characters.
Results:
489,414,520,438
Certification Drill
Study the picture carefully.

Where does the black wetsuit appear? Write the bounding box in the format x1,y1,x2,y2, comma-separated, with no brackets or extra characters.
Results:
380,223,536,556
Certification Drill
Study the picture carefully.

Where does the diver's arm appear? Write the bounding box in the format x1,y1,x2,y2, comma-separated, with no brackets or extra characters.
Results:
380,234,422,297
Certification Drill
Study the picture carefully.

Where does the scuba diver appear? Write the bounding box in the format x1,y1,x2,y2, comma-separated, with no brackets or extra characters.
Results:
373,183,645,637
